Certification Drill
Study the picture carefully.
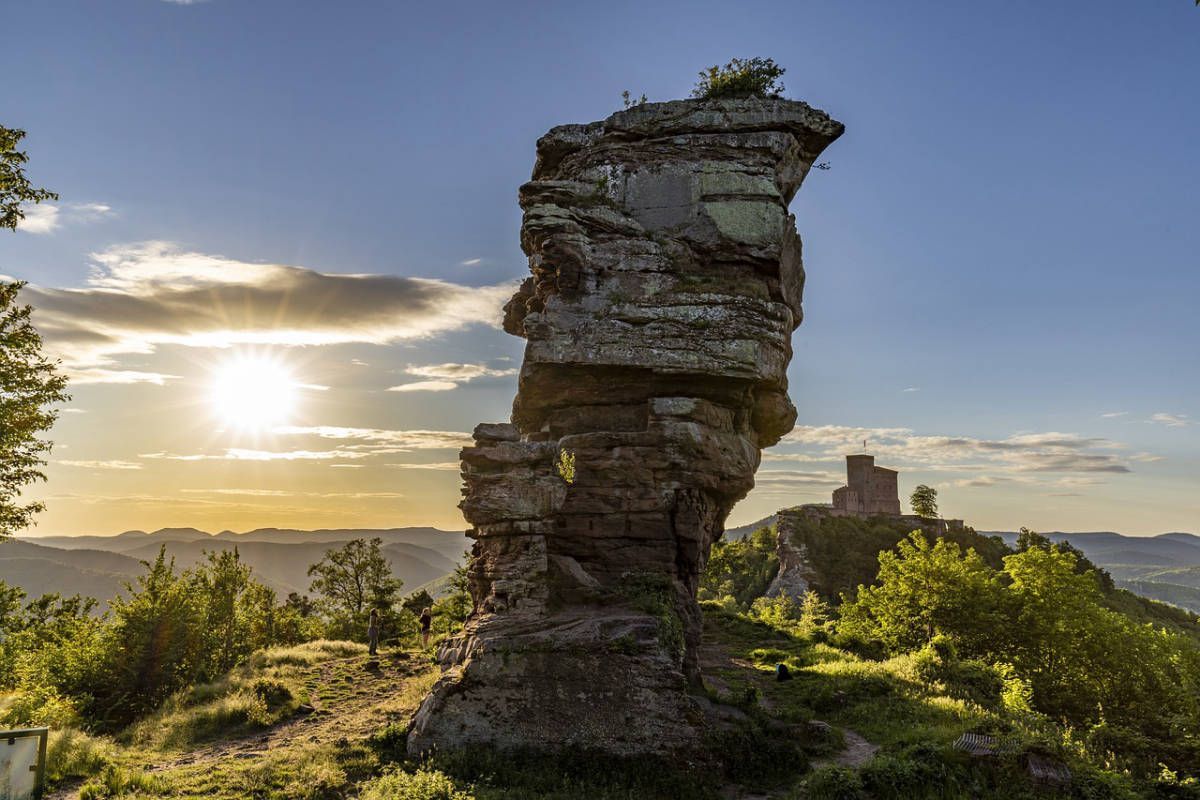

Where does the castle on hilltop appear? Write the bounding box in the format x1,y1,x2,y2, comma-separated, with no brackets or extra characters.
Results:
798,452,961,529
831,454,901,515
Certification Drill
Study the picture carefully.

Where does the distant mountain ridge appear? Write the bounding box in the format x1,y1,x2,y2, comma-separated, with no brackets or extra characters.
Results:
983,530,1200,567
3,526,470,611
25,526,469,563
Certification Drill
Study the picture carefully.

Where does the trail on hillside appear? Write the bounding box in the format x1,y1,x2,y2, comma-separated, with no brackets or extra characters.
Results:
49,650,435,800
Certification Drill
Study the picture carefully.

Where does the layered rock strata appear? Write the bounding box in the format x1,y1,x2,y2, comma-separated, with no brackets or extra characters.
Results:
408,97,844,756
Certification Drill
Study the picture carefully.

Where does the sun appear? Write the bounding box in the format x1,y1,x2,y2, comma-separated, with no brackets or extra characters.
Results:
210,356,297,430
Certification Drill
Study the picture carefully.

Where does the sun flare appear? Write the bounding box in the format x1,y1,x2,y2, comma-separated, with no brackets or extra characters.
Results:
210,356,297,430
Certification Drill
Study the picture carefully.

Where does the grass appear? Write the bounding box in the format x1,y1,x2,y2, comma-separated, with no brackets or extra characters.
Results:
46,639,417,798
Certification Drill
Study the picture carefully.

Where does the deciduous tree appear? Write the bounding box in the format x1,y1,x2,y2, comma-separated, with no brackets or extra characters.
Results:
0,281,70,538
909,484,938,518
308,537,402,617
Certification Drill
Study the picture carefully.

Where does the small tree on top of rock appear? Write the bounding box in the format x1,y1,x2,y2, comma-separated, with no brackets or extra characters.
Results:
692,57,786,100
910,484,938,518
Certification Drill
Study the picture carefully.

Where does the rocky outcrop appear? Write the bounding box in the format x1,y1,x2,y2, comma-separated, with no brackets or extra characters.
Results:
407,97,844,757
766,520,816,601
769,506,968,602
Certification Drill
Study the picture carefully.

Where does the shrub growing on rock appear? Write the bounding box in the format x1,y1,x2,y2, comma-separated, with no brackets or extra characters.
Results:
692,57,785,99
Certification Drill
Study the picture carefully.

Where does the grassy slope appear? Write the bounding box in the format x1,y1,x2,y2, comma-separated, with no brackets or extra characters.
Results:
45,641,438,800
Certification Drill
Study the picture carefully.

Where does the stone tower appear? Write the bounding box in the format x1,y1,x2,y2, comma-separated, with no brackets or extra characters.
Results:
832,454,901,515
407,97,844,756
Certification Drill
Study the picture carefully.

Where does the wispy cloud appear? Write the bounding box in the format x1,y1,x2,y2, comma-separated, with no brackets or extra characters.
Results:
26,242,515,375
57,459,143,470
461,258,482,266
16,202,114,235
386,362,516,392
406,362,517,381
385,462,462,471
902,387,920,393
17,204,60,234
387,380,458,393
141,449,364,461
179,488,406,499
271,426,472,450
1149,412,1190,427
1100,411,1128,419
138,427,474,463
64,368,181,385
775,424,1136,478
753,469,844,493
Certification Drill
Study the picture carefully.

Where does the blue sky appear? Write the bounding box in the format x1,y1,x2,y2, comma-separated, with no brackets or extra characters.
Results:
4,0,1197,535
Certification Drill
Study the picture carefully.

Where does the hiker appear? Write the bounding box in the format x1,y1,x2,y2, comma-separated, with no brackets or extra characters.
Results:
367,608,381,656
419,606,432,648
776,663,792,682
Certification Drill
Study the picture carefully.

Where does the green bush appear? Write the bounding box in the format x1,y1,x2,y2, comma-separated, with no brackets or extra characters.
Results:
79,765,171,799
251,676,293,707
366,723,410,763
360,767,474,800
44,728,113,787
802,764,867,800
692,57,786,99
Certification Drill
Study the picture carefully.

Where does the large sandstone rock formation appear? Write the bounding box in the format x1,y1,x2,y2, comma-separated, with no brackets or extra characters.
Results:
408,97,843,756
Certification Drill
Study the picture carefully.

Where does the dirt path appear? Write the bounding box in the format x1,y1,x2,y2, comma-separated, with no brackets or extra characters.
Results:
48,650,433,799
813,727,880,769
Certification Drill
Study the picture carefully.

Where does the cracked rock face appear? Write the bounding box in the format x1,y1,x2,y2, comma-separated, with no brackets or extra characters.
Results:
408,97,843,757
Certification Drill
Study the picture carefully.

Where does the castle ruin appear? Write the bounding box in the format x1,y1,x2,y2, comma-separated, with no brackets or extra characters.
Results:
831,454,901,516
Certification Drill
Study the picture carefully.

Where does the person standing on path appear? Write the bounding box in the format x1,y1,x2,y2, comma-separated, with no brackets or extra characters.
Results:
367,608,381,656
419,606,432,648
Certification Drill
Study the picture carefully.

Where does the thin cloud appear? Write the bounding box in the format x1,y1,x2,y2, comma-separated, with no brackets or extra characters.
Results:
1150,413,1190,427
947,476,1012,488
65,367,181,385
461,258,482,266
387,380,459,393
903,387,920,393
17,204,60,234
57,460,143,470
15,202,114,234
25,242,515,373
1100,411,1128,419
406,362,517,381
753,470,844,490
386,362,517,392
775,424,1133,478
140,449,368,462
386,462,462,471
271,426,472,449
180,488,406,499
